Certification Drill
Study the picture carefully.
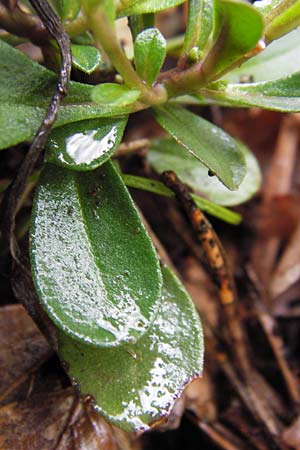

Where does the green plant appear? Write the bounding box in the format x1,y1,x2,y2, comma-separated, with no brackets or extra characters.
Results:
0,0,299,434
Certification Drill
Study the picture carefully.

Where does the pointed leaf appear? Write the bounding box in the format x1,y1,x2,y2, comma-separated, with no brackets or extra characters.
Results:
204,74,300,111
134,28,166,85
118,0,185,16
71,44,102,74
224,29,300,83
148,138,261,206
58,265,204,432
201,0,264,80
154,104,246,190
0,40,140,150
91,83,141,106
30,161,162,347
46,117,127,170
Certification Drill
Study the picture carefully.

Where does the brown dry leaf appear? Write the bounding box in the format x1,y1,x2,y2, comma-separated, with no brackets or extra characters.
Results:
0,304,51,405
0,389,74,450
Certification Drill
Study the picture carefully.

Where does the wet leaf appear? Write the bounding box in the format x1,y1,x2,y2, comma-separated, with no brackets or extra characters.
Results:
118,0,185,16
204,73,300,111
148,138,261,206
0,40,138,150
46,117,127,170
154,104,246,190
224,29,300,83
134,28,166,85
201,0,263,80
58,266,204,432
71,44,102,74
91,83,141,106
30,161,162,347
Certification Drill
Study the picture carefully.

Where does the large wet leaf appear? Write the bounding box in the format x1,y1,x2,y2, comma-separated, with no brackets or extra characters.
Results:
201,0,263,81
58,266,204,432
118,0,185,16
0,40,138,150
154,104,246,190
223,29,300,83
203,74,300,111
30,161,162,347
148,138,261,206
46,117,127,170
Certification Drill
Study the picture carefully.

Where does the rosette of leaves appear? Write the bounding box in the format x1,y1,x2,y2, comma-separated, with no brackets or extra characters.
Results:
1,0,300,432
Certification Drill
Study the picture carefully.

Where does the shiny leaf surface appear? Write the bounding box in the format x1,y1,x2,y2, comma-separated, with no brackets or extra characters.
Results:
154,105,246,190
46,117,127,170
134,28,166,85
204,74,300,111
30,161,162,347
148,138,261,206
71,44,102,74
91,83,141,106
58,266,204,432
0,40,138,150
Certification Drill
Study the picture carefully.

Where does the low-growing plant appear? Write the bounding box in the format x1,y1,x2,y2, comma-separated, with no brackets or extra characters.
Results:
0,0,299,434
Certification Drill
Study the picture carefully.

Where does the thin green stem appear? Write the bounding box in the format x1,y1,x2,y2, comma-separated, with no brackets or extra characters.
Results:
264,0,297,24
122,174,242,225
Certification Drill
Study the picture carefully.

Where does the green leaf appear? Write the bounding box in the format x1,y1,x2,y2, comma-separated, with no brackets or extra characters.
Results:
91,83,141,106
264,1,300,42
148,138,261,206
203,73,300,111
154,105,246,190
0,40,141,150
51,0,80,21
134,28,166,86
71,44,102,74
183,0,214,60
57,265,204,432
122,174,242,224
254,0,300,43
46,117,127,170
128,13,155,41
201,0,264,80
118,0,185,16
30,161,162,347
223,29,300,83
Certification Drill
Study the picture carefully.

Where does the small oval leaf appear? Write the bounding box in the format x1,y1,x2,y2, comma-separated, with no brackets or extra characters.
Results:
91,83,141,106
58,265,204,432
46,117,127,170
30,161,162,347
183,0,214,60
148,138,261,206
71,44,102,74
134,28,166,85
154,104,246,190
